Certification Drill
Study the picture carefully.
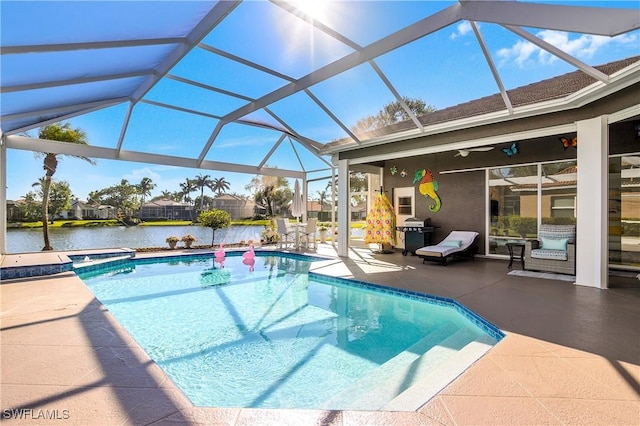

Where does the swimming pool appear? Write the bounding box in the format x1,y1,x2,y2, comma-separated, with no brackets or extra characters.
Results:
78,252,503,410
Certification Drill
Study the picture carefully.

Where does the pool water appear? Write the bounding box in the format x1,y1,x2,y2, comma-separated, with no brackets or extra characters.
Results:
79,253,502,410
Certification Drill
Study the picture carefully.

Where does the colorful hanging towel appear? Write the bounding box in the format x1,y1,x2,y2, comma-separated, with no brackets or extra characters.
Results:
364,193,397,245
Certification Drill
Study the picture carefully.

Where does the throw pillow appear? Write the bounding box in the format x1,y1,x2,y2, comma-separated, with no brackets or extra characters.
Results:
540,237,568,251
442,240,462,247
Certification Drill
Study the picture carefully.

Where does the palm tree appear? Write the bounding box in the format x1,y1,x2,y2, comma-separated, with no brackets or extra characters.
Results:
137,177,156,219
36,122,95,251
317,190,328,220
179,179,195,204
210,177,230,196
158,190,173,199
245,174,290,217
179,179,196,221
137,177,155,205
193,173,212,211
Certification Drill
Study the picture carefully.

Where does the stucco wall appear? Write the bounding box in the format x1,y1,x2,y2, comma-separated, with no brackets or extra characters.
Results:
380,120,638,255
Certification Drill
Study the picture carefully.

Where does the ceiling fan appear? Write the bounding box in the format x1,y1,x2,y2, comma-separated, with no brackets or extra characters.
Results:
454,147,495,157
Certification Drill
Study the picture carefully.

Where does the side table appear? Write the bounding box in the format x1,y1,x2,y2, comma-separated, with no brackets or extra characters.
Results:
506,242,525,270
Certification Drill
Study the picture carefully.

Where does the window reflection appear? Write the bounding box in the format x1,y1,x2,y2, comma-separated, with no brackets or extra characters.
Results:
541,161,577,225
609,156,640,267
488,165,537,255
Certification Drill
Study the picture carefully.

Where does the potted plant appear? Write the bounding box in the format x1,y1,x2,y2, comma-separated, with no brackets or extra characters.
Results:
318,225,328,243
181,234,197,249
261,221,279,245
166,236,179,249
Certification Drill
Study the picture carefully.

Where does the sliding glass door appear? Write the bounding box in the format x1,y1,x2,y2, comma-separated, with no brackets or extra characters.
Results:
609,155,640,268
488,160,577,256
488,165,538,255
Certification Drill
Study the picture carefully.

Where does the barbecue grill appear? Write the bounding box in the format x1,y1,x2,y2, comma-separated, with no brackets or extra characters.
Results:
396,218,436,256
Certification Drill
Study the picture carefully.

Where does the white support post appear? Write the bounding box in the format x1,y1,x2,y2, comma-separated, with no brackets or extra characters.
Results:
575,116,609,288
337,159,350,257
0,135,6,255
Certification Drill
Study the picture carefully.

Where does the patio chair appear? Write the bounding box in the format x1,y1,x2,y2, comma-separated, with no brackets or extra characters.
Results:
276,218,295,249
301,218,318,251
415,231,479,265
524,224,576,275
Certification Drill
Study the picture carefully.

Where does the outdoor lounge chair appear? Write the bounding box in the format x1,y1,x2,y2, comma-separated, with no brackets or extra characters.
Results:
524,224,576,275
415,231,479,265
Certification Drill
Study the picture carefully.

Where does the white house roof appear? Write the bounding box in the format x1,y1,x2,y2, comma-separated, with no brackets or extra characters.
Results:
1,1,639,180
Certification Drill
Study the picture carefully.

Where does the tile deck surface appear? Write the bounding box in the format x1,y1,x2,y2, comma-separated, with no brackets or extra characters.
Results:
1,244,639,425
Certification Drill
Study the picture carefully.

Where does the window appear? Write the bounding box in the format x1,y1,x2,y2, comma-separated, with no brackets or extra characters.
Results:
488,161,576,255
397,196,412,215
488,165,537,255
550,196,576,218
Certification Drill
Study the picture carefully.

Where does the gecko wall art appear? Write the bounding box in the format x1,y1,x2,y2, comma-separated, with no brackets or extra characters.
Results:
413,168,441,212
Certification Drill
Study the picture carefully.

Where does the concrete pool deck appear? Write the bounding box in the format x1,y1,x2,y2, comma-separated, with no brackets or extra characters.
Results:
1,244,639,425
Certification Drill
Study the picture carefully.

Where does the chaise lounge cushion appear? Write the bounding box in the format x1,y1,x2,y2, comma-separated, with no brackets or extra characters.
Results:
416,231,478,258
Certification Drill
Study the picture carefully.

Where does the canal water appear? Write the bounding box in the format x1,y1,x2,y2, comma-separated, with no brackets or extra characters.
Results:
6,225,266,254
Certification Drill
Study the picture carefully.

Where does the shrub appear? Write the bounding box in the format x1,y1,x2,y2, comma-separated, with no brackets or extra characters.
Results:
508,216,537,238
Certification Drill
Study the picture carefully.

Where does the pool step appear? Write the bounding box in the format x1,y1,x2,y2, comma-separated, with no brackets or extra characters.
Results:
320,322,470,410
383,332,496,411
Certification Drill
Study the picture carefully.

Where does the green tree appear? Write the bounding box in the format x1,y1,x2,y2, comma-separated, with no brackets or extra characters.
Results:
17,191,42,221
351,97,436,135
48,181,72,219
197,209,231,246
137,177,156,206
36,122,95,250
194,194,214,210
179,179,196,221
137,177,156,219
245,174,291,217
180,179,195,204
32,178,72,220
193,173,213,211
88,179,138,217
210,177,231,195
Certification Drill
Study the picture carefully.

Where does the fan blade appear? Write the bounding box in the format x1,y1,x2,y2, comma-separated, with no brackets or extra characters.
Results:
468,147,494,152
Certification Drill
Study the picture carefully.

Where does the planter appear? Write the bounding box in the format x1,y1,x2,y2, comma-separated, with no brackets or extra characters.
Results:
168,241,177,249
319,229,328,243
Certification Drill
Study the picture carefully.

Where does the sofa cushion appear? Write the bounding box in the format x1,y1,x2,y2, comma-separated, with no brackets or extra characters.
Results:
531,248,568,261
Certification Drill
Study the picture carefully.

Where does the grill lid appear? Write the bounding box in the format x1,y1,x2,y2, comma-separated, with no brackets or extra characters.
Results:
403,217,430,227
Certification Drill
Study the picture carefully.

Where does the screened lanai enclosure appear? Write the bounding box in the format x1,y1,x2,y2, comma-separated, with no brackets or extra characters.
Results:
1,1,639,269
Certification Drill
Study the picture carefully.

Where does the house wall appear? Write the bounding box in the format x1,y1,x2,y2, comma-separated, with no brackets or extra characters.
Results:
380,120,637,255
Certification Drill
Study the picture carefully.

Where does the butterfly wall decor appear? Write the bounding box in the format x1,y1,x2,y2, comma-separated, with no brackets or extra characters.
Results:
502,142,518,158
559,136,577,150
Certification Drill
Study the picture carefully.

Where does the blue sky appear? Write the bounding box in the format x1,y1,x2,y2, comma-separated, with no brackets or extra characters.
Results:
4,1,639,203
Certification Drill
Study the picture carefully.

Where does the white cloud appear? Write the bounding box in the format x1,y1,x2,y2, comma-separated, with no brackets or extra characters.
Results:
450,21,473,40
497,30,638,67
122,167,162,183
